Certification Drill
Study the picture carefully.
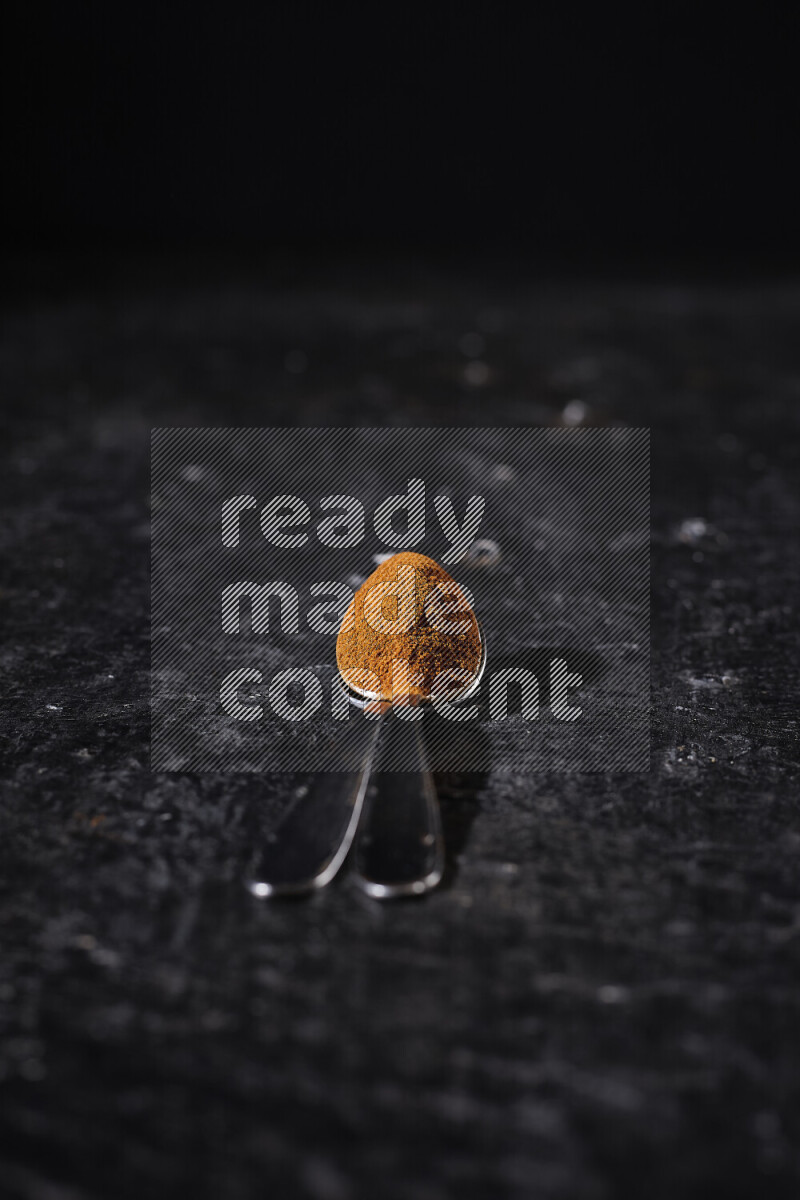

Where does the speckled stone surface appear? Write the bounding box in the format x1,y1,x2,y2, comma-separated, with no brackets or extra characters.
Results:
1,259,799,1199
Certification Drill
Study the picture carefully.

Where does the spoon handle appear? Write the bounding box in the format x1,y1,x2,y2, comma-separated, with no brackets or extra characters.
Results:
353,710,445,898
245,714,385,897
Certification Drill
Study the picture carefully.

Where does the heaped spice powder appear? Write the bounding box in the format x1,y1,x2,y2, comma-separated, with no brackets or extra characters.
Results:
336,551,481,700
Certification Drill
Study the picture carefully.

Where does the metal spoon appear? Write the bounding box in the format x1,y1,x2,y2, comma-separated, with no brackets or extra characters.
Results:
244,705,387,898
348,624,487,899
245,624,486,899
350,701,445,898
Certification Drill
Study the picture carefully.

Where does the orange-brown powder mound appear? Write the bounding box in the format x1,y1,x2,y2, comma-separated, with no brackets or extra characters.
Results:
336,551,481,699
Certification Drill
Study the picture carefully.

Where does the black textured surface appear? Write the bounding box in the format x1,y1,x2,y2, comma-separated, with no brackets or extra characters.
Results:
1,260,799,1199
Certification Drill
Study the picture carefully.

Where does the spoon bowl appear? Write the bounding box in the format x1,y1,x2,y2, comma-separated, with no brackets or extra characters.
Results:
342,620,488,709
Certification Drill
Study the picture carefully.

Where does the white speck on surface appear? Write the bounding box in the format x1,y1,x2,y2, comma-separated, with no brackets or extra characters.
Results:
598,985,628,1004
464,538,501,568
686,675,723,691
181,464,205,483
562,399,588,425
678,517,709,544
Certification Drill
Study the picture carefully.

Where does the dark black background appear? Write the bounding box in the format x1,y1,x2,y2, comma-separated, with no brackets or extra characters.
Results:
3,7,800,1200
4,3,799,268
